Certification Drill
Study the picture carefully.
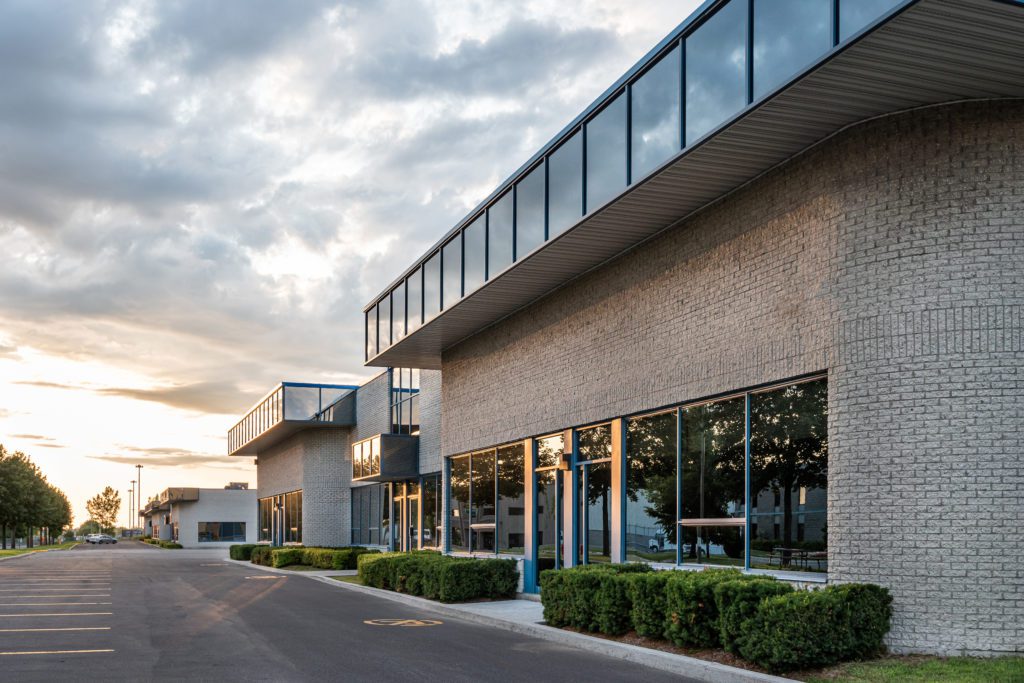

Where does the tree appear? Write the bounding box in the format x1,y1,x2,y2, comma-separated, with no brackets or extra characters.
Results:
86,486,121,535
0,445,73,547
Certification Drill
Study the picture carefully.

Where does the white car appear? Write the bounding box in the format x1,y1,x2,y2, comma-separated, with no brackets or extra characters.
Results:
86,534,117,544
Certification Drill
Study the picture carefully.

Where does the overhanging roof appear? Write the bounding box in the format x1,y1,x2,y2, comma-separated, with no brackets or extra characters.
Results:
365,0,1024,370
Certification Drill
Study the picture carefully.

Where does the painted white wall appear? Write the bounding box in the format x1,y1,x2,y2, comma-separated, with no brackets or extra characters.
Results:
168,489,258,548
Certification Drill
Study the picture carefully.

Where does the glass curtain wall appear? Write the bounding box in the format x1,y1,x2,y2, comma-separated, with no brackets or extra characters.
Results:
421,474,442,548
391,368,421,435
448,444,526,555
351,484,386,546
446,376,828,575
576,424,612,564
369,0,909,356
258,497,272,543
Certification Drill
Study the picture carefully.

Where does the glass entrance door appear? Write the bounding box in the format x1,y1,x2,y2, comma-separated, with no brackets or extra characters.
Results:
391,482,420,552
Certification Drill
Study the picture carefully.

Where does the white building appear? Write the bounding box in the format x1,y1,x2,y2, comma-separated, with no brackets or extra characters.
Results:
143,485,257,548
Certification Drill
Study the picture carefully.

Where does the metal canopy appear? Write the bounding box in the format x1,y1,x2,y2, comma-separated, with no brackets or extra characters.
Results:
367,0,1024,370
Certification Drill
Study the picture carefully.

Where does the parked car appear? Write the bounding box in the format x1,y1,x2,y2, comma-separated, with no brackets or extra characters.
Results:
86,534,117,544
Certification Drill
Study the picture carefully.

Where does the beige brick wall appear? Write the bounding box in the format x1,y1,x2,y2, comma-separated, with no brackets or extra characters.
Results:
439,100,1024,655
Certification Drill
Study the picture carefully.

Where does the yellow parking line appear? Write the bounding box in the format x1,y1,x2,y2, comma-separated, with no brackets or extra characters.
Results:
0,613,112,617
0,627,110,633
0,649,115,656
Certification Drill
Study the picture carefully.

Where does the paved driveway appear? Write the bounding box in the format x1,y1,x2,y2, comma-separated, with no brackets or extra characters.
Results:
0,543,696,682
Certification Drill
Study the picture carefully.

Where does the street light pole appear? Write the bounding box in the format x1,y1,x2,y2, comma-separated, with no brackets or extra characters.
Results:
129,481,135,536
135,464,143,535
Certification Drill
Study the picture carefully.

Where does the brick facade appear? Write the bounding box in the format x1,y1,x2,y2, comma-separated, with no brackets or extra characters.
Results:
439,100,1024,655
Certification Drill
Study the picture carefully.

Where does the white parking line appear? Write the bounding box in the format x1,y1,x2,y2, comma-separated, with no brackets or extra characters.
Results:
2,602,113,606
0,649,115,656
3,594,111,598
0,627,111,633
0,590,111,593
0,613,112,617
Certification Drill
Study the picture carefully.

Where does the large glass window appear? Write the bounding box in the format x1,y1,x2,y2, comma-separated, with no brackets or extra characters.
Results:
577,424,611,461
750,378,828,573
586,93,627,213
421,474,441,549
377,294,391,352
753,0,832,100
391,368,421,435
631,44,681,181
423,252,441,321
547,131,583,238
352,436,382,479
578,460,612,564
198,522,246,543
463,215,486,294
406,268,422,333
488,191,514,276
680,396,746,567
258,497,272,543
470,450,496,552
391,281,406,342
365,306,377,361
497,443,525,554
840,0,903,41
686,0,748,145
515,163,546,260
536,433,564,469
449,456,470,552
442,235,461,310
284,490,302,544
626,411,677,562
535,466,561,584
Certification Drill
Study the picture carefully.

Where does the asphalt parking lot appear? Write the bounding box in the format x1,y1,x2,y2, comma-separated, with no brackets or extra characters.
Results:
0,542,697,682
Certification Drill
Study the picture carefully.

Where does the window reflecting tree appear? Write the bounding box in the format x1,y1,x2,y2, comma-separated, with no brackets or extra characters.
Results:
750,379,827,569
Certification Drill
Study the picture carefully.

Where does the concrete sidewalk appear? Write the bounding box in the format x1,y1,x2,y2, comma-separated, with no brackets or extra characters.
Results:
229,554,794,683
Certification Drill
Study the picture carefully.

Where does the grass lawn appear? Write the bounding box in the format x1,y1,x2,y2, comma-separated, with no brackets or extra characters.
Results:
0,541,79,557
803,655,1024,682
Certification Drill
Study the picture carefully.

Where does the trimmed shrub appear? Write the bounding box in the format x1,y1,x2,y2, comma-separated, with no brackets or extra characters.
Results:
665,569,753,648
478,558,519,599
271,547,305,568
229,544,258,561
357,552,517,603
303,546,378,570
540,565,644,633
714,579,793,654
250,546,274,566
159,541,183,549
738,583,892,673
627,571,674,638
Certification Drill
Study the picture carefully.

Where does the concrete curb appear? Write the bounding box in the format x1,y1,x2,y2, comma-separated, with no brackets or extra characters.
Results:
0,543,81,562
222,558,355,577
308,574,796,683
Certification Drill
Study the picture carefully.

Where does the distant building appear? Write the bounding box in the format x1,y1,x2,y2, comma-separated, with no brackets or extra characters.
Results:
142,486,257,547
227,372,441,551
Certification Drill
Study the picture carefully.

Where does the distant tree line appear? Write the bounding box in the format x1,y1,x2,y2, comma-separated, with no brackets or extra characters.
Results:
0,444,73,548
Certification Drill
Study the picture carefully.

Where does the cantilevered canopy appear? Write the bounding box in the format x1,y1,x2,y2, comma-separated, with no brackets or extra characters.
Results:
365,0,1024,370
228,382,358,456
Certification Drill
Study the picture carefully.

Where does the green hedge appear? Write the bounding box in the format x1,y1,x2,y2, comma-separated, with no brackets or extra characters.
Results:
271,547,305,568
250,546,274,566
738,583,892,673
665,569,755,648
540,565,892,674
627,571,673,638
303,546,377,570
356,552,518,603
229,544,258,561
714,579,794,654
539,563,652,635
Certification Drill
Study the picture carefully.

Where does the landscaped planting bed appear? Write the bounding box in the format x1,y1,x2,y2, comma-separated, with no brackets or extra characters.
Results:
356,551,518,603
540,564,892,675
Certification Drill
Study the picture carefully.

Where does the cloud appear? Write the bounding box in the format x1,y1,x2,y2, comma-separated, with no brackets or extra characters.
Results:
10,433,52,440
96,382,258,415
88,445,242,469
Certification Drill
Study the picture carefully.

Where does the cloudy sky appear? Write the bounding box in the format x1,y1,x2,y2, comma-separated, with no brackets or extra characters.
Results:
0,0,700,526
